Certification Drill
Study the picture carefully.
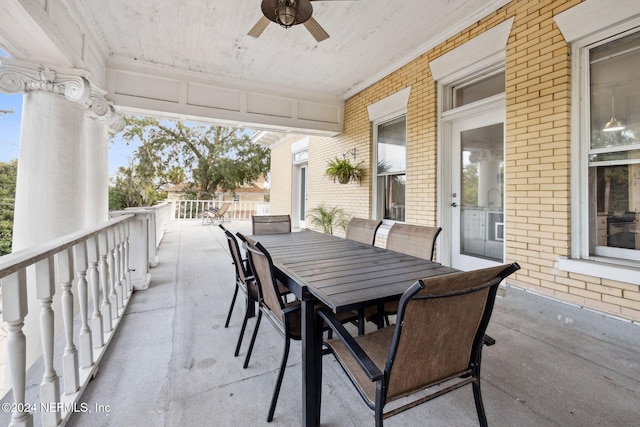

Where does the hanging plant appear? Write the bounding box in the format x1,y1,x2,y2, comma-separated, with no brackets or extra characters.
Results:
325,157,365,184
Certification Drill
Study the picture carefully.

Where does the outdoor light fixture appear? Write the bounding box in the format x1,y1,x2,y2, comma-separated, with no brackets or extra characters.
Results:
251,0,328,42
603,91,625,132
275,0,300,28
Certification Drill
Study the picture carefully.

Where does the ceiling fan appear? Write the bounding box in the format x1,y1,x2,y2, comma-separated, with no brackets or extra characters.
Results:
248,0,358,43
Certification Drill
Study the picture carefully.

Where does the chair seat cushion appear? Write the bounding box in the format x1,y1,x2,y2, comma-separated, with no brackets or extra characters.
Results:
325,326,395,405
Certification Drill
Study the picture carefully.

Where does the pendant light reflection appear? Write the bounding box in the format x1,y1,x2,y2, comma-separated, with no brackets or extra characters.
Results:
603,92,625,132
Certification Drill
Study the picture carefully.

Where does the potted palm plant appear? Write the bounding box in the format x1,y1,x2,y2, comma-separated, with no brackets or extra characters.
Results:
325,157,365,184
307,204,349,235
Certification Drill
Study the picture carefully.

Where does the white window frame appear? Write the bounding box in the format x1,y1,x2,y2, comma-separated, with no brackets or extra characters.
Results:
373,114,407,222
556,1,640,284
367,88,411,223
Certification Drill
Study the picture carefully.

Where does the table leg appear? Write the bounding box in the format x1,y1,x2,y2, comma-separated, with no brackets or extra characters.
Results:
301,299,321,427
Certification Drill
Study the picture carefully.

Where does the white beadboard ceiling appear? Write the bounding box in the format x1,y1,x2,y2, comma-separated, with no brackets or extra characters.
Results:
73,0,511,99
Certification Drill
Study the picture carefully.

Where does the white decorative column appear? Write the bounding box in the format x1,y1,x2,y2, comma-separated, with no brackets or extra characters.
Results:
13,90,88,250
0,59,124,248
84,117,110,226
0,59,124,372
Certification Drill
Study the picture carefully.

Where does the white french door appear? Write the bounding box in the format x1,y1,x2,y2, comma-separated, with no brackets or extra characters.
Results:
294,164,308,228
446,105,505,270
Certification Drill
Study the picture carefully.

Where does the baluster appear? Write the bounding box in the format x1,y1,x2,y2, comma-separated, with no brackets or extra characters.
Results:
118,224,128,302
35,257,61,426
55,248,79,394
112,227,124,312
2,270,33,427
98,232,113,332
123,221,132,298
73,242,93,368
107,228,119,321
87,236,104,347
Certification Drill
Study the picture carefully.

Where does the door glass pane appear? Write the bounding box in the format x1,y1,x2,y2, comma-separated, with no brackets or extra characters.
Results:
460,123,504,261
299,167,306,221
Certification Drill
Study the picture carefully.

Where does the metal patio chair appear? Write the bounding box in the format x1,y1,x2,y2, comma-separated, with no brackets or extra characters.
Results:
251,214,291,234
202,202,231,225
318,263,520,427
365,223,443,327
241,235,357,422
220,224,259,357
345,217,382,245
386,223,442,261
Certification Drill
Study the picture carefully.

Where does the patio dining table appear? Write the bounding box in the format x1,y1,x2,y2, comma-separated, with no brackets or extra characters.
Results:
250,230,457,427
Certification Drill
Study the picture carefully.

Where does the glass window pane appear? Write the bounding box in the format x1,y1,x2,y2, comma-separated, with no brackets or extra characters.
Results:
588,31,640,255
590,34,640,150
453,72,505,108
377,117,406,174
376,175,406,221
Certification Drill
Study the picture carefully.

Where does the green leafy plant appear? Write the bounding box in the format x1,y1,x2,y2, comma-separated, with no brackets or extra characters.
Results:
325,157,365,184
307,204,349,235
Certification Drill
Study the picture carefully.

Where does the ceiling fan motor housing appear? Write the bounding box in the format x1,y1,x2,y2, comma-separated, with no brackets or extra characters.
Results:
263,0,313,27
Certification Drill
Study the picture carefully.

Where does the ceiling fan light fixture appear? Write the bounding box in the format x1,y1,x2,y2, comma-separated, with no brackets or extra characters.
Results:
275,0,299,28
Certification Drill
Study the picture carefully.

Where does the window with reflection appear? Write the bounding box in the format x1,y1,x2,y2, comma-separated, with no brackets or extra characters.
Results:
375,116,406,221
589,30,640,256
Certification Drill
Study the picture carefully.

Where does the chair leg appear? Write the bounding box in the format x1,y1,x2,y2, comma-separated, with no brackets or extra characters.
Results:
472,379,488,427
234,296,252,357
374,402,383,427
267,335,291,422
357,309,365,335
243,310,262,369
225,284,240,328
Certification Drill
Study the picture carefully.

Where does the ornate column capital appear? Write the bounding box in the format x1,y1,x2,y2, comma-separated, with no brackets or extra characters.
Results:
0,59,124,133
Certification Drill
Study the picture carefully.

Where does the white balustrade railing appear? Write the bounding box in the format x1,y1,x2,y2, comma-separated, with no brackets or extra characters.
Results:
0,208,162,427
171,200,270,221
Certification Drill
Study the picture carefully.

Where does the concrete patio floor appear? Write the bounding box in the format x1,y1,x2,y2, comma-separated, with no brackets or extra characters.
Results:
53,220,640,426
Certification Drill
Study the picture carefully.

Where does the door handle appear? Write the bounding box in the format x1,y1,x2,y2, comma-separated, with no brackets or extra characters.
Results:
451,202,458,207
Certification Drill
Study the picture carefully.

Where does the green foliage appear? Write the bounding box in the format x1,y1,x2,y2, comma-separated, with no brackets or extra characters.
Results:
325,157,365,184
109,161,167,210
307,204,349,235
462,162,478,206
0,160,17,255
110,117,270,206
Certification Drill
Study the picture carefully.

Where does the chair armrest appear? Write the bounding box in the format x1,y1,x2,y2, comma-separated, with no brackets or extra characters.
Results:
317,308,383,382
282,303,301,316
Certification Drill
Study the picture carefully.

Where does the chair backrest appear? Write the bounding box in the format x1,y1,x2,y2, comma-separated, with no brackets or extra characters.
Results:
345,217,382,245
215,202,232,217
384,263,520,402
219,224,250,283
252,215,291,235
386,223,442,261
241,234,286,322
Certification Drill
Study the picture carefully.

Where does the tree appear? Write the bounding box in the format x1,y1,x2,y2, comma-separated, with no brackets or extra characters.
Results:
0,160,17,255
109,160,167,210
462,162,479,206
115,117,270,201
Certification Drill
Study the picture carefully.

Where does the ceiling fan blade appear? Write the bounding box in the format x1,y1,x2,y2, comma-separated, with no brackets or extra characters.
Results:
248,16,271,38
303,17,330,42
